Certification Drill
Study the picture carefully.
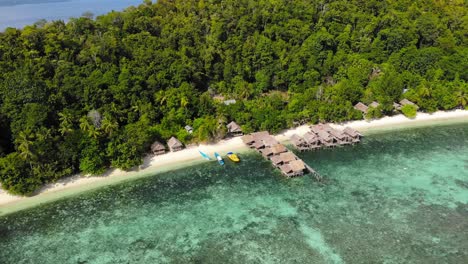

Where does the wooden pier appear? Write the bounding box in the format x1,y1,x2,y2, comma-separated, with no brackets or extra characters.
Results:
242,132,322,180
290,124,362,152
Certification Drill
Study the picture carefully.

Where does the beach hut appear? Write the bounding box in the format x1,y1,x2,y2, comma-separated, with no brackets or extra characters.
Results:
393,102,402,110
151,141,166,155
303,132,321,149
260,147,273,158
226,121,243,137
242,135,255,147
343,127,361,143
316,130,336,147
354,102,369,114
271,144,288,155
279,152,297,163
289,160,306,177
290,134,308,151
184,125,194,134
399,99,419,109
270,155,284,166
262,136,279,147
253,140,265,150
167,137,184,152
328,129,346,144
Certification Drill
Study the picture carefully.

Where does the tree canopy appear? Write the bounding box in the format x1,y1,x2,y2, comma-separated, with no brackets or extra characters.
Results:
0,0,467,194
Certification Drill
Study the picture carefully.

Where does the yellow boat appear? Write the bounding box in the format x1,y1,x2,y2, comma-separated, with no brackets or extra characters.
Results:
227,152,240,163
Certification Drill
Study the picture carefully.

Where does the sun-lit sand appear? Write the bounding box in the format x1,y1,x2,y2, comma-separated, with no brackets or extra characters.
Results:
1,109,467,214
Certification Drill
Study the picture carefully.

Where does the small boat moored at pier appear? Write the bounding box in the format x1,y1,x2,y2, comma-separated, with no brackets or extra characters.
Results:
214,152,225,165
227,152,240,163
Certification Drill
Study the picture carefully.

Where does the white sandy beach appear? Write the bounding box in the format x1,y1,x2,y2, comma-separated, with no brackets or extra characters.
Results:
1,109,467,214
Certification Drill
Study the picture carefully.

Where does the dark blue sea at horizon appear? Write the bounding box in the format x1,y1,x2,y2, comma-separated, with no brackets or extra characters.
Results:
0,123,467,263
0,0,143,30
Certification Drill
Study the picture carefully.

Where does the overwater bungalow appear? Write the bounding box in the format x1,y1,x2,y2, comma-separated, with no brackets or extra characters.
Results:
167,137,184,152
328,129,347,145
343,127,361,143
253,140,265,150
271,144,288,155
303,132,321,149
260,148,273,158
316,130,336,147
279,152,297,164
262,136,279,147
280,160,306,177
151,141,166,155
242,134,255,147
226,121,243,137
290,134,309,151
354,102,369,114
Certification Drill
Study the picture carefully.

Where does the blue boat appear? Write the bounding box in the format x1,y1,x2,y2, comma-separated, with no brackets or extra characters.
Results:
199,150,211,160
214,152,224,165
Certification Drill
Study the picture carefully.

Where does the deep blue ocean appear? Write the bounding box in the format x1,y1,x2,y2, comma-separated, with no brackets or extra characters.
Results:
0,0,143,30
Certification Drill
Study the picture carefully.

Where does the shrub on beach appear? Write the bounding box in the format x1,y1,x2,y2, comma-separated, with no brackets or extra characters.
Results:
401,105,418,119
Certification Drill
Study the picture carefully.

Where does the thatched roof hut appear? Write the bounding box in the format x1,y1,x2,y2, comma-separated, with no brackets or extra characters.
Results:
262,136,279,147
254,141,265,150
400,99,419,109
354,102,369,114
343,127,361,138
270,155,284,166
328,129,346,140
261,148,273,157
167,137,184,152
303,132,319,144
279,152,297,163
289,160,306,172
151,141,166,155
393,102,402,110
242,135,255,145
271,144,288,155
227,121,243,136
317,130,332,142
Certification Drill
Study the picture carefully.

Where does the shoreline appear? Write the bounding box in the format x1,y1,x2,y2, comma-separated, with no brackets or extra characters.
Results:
1,109,467,216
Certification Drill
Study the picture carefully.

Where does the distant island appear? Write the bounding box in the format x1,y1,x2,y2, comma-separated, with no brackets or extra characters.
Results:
0,0,467,195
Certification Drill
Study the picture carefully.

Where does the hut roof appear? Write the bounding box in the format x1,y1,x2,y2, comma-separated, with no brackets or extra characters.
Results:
328,129,346,140
343,127,361,137
271,144,288,154
261,148,273,156
399,99,419,109
227,121,242,133
270,155,284,165
280,164,293,173
289,160,306,172
304,132,319,143
242,135,254,144
254,141,265,149
317,130,332,141
393,102,402,109
167,137,183,148
290,134,305,146
262,136,279,147
354,102,369,113
185,125,193,132
279,152,297,163
252,131,269,141
151,141,165,152
369,101,380,108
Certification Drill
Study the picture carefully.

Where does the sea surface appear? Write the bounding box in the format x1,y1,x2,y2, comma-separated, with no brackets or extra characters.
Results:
1,123,467,263
0,0,143,30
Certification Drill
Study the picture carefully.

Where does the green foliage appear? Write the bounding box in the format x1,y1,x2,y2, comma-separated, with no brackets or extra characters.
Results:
366,106,383,120
401,104,418,119
0,0,466,194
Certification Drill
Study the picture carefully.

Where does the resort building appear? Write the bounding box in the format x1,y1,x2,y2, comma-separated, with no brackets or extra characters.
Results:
354,102,369,114
290,134,309,152
342,127,361,143
151,141,166,155
303,132,321,149
226,121,243,137
167,137,184,152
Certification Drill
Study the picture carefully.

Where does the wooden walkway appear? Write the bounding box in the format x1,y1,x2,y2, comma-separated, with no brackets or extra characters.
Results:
242,131,322,181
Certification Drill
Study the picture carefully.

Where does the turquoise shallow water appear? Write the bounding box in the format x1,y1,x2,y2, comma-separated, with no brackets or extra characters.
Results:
0,123,467,263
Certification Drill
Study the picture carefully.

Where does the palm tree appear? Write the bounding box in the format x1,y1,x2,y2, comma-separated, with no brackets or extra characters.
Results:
101,116,119,136
79,116,93,132
58,112,74,135
455,90,467,108
16,131,36,168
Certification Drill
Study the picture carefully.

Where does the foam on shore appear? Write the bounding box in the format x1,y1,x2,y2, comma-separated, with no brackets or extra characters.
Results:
1,110,467,215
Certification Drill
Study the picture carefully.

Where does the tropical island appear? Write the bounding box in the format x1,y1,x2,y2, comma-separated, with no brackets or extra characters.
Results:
0,0,467,196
